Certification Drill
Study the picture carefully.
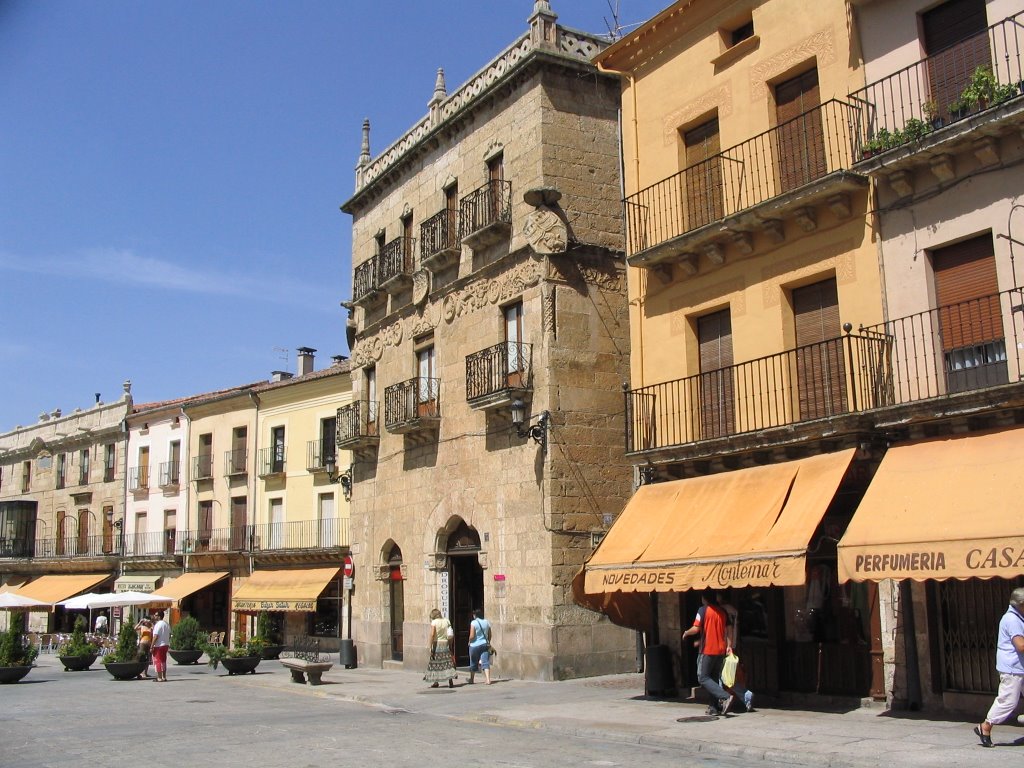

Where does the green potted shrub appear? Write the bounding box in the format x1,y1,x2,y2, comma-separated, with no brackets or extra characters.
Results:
57,615,99,671
962,65,997,112
256,611,284,660
102,619,148,680
218,635,265,676
169,616,204,665
948,96,969,121
922,99,943,130
902,117,930,143
0,613,39,683
993,81,1018,105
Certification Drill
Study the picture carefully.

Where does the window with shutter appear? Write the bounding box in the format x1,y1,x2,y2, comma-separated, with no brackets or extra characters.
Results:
698,309,735,439
682,117,724,230
775,68,826,194
793,278,847,419
923,0,990,122
932,234,1006,392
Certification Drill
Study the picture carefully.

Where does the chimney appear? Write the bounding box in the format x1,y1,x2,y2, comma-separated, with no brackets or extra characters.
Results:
271,371,293,383
297,347,316,376
331,355,348,367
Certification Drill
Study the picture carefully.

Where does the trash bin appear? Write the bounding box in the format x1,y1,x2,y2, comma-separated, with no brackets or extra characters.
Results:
644,644,675,696
339,638,357,669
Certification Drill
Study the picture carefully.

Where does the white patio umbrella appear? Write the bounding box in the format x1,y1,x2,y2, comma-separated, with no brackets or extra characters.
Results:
84,591,173,609
0,592,50,609
57,592,107,610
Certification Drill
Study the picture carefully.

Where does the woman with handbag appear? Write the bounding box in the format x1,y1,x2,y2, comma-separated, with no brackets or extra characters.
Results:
423,608,458,688
468,608,493,685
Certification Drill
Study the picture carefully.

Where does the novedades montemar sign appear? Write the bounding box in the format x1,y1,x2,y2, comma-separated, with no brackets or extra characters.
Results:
584,554,803,593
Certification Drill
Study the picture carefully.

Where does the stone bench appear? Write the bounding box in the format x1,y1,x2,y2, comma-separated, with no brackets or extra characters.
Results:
281,657,333,685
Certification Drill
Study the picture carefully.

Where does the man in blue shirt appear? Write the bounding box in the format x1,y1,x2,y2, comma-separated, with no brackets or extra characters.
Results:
975,587,1024,748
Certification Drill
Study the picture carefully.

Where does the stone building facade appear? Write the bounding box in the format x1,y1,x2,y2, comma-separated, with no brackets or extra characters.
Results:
339,2,635,680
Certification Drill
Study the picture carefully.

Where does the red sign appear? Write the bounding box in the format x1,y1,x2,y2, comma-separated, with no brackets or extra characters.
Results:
343,555,354,577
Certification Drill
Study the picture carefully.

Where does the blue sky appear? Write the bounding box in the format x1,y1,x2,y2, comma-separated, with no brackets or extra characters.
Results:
0,1,665,430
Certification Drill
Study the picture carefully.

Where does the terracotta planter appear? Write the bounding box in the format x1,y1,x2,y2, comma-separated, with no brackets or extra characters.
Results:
220,655,261,675
59,653,98,671
0,665,32,684
260,644,285,660
103,660,149,680
169,648,203,665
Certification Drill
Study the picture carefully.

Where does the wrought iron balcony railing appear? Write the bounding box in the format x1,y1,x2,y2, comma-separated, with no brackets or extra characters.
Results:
624,99,862,259
224,448,247,476
258,446,287,477
128,466,149,492
625,287,1024,455
420,208,461,268
353,256,379,302
460,179,512,244
21,533,120,559
193,453,214,481
466,342,532,404
158,460,180,487
306,439,335,472
249,518,350,551
384,378,441,432
378,236,415,288
336,401,380,447
123,529,185,557
849,13,1024,157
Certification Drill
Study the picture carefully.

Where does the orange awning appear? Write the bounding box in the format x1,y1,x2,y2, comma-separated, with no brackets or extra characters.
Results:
158,572,229,604
231,567,340,612
14,573,112,604
577,450,854,613
838,427,1024,582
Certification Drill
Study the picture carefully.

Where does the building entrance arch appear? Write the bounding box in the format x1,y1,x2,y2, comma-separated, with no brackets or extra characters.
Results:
441,519,483,666
384,542,404,661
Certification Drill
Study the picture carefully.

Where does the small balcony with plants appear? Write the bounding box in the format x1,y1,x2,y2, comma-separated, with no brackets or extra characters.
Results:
158,460,180,489
384,378,441,435
460,179,512,249
378,236,415,295
624,99,866,273
257,446,287,478
466,342,532,410
849,13,1024,191
192,453,214,481
352,255,384,308
224,448,247,477
420,208,461,271
336,401,380,451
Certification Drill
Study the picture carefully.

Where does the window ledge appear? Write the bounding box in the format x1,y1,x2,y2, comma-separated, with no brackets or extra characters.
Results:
712,34,759,69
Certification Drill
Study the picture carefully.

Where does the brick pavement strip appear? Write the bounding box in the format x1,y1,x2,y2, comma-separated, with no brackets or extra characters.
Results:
7,656,1024,768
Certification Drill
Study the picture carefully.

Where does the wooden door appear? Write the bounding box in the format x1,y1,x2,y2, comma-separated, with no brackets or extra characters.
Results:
683,117,724,230
775,69,826,193
793,278,847,419
698,309,735,439
230,496,247,550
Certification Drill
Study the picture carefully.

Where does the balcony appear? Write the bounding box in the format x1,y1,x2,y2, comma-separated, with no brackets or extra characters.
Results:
168,521,350,555
460,179,512,249
306,439,335,473
192,453,214,481
420,208,461,271
123,529,184,558
625,287,1024,456
128,466,149,493
384,377,441,434
849,13,1024,188
466,342,532,410
624,100,867,270
158,460,180,488
258,446,287,478
378,236,415,295
15,533,120,560
249,518,350,551
224,448,247,477
336,401,380,451
353,256,384,308
186,526,252,554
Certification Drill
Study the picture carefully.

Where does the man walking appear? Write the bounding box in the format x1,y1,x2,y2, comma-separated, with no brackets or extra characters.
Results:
682,588,734,715
975,587,1024,747
151,610,171,683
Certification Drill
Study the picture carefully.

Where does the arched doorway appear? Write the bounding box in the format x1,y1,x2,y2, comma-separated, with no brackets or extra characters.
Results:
386,543,404,662
446,521,483,666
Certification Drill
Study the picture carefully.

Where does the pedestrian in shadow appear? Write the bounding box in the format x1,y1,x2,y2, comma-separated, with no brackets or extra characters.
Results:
423,608,457,689
682,588,733,715
975,587,1024,748
468,608,492,685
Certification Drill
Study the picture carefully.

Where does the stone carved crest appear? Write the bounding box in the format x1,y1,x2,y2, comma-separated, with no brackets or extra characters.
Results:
524,206,568,254
412,269,430,307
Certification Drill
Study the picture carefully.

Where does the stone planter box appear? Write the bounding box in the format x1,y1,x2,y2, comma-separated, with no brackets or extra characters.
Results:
59,653,98,671
260,644,285,660
0,665,32,684
104,660,149,680
169,649,204,665
220,655,261,675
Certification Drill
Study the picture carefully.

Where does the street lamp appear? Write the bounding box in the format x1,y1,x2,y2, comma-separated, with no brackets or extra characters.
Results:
324,455,352,501
510,399,549,447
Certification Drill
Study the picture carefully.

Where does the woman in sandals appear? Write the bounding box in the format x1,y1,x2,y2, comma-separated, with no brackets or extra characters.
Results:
423,608,457,689
468,608,493,685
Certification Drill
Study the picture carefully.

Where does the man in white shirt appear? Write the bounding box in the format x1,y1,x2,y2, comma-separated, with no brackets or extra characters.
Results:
151,610,171,682
975,588,1024,747
94,614,108,635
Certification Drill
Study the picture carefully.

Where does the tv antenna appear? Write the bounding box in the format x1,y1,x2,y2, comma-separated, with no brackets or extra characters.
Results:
272,346,289,365
603,0,645,41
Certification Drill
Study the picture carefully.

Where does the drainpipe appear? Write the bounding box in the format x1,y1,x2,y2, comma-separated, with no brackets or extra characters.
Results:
247,390,260,577
179,406,191,574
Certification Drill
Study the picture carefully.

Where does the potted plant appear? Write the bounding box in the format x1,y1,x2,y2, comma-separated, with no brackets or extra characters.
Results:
860,134,882,159
256,612,284,660
902,117,930,143
948,96,969,121
0,613,39,683
922,99,943,130
102,619,148,680
962,65,997,112
218,636,265,676
168,615,204,665
57,615,99,671
993,81,1018,105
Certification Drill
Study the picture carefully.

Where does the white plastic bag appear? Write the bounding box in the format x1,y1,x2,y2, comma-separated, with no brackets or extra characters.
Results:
721,652,739,688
